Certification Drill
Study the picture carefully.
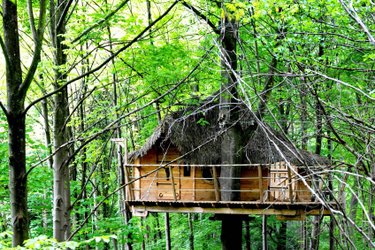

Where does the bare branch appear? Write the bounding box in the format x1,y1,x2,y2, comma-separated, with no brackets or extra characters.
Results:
311,70,375,101
180,1,220,34
338,0,375,46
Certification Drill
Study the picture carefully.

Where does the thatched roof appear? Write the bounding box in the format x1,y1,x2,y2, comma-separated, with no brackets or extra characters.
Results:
130,99,329,166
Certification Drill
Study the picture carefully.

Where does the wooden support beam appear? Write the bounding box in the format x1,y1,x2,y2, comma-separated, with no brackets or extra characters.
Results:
212,166,221,202
169,166,177,201
287,164,294,204
123,139,134,201
192,166,196,201
258,165,264,202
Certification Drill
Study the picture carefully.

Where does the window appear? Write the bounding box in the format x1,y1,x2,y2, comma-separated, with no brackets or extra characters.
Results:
183,164,191,177
202,167,213,182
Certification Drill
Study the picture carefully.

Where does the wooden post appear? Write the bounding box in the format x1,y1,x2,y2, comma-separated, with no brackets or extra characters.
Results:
165,213,171,250
213,166,220,202
258,165,263,202
123,139,134,201
192,166,196,201
169,166,177,201
287,163,294,203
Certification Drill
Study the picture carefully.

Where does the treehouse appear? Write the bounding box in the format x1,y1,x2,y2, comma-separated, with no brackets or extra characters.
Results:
122,101,336,220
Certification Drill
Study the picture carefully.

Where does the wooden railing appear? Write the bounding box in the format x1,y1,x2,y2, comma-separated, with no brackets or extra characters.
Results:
123,163,330,205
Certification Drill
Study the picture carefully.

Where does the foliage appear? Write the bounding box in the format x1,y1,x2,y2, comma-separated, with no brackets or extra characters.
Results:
0,0,374,248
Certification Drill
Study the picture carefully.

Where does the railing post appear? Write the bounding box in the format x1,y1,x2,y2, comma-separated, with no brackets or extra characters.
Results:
123,139,134,201
287,163,294,203
258,165,263,202
213,166,221,202
169,166,177,201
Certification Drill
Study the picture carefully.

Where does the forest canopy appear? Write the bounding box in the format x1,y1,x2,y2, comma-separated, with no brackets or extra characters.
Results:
0,0,374,249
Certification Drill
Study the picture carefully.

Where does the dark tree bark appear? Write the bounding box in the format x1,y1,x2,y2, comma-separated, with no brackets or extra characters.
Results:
2,0,46,246
244,220,251,250
277,222,287,250
310,90,324,250
218,8,244,250
220,215,242,250
165,213,171,250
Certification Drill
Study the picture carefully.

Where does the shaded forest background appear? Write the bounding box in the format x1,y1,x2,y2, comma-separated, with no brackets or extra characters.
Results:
0,0,374,249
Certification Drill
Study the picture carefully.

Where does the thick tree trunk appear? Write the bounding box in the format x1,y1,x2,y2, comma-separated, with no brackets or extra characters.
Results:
219,11,243,250
3,0,46,245
220,215,242,250
50,0,72,241
8,113,29,246
3,0,29,246
53,87,71,241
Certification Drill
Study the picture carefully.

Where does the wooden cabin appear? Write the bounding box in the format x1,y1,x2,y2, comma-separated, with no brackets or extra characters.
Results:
122,102,335,219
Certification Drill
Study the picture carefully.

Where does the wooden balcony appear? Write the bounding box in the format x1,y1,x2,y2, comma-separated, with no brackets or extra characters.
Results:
122,163,337,219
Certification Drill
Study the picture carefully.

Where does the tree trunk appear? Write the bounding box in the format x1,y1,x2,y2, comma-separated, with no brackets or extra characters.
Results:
3,0,46,245
277,222,287,250
165,213,171,250
52,86,71,241
218,5,243,250
309,215,322,250
244,220,251,250
3,0,28,246
221,215,242,250
188,213,194,250
262,215,268,250
309,95,324,249
8,113,29,246
50,0,72,241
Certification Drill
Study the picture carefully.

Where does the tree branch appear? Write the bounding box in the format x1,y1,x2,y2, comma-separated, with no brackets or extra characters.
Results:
56,0,74,30
180,1,220,34
255,56,278,119
71,0,130,43
27,0,37,40
0,35,10,67
338,0,375,46
0,101,8,117
19,0,47,97
24,0,179,114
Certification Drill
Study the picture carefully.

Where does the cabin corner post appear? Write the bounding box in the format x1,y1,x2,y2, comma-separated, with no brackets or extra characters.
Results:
213,166,221,202
168,165,178,201
258,165,264,202
123,139,134,202
287,163,294,204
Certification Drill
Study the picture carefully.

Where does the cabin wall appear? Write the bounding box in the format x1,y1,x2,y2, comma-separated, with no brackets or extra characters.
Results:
240,168,269,201
134,146,198,201
194,168,216,201
296,167,313,202
131,147,315,203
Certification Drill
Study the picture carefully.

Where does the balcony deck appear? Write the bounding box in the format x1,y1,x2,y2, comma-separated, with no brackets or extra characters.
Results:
123,162,337,219
127,200,337,219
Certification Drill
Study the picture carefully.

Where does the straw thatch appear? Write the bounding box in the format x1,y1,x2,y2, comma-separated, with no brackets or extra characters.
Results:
129,99,329,166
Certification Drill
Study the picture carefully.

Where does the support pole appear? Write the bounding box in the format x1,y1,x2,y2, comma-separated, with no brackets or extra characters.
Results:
213,166,220,202
258,165,263,202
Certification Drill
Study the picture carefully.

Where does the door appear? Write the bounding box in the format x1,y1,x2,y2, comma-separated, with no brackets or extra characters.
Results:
269,162,296,202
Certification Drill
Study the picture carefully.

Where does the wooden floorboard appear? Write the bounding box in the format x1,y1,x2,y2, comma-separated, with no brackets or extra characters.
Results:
127,200,338,217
